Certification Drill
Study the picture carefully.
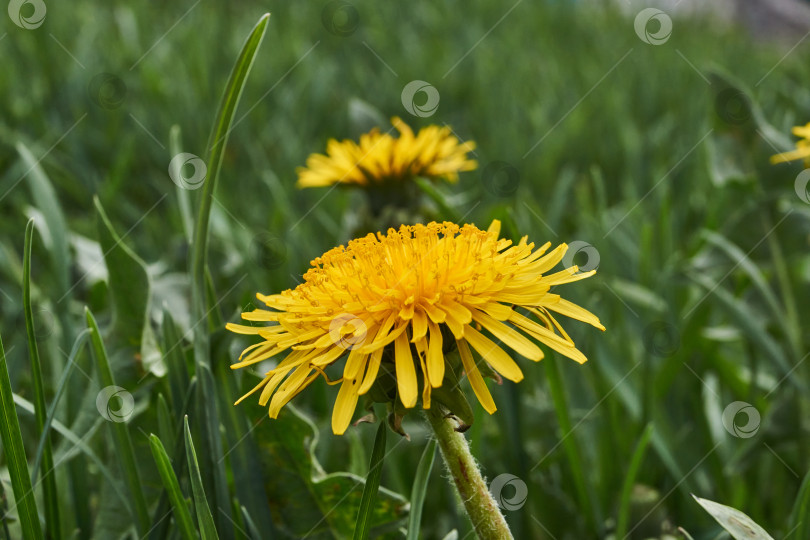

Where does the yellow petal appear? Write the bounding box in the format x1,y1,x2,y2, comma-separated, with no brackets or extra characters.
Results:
395,332,418,408
457,339,496,414
463,325,524,382
471,310,542,361
411,308,428,342
427,321,445,387
358,349,384,395
544,298,605,330
332,378,360,435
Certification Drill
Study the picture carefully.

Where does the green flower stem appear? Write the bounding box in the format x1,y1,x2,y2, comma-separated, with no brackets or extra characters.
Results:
426,407,513,540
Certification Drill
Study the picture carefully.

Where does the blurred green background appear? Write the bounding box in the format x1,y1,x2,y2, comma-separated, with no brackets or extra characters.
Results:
1,1,809,539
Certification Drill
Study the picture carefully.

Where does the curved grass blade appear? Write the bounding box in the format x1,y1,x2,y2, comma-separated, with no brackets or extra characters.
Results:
149,378,197,540
12,393,134,523
787,469,810,539
615,423,654,540
184,416,219,540
188,14,269,537
32,329,91,480
353,420,387,540
544,354,599,533
191,12,270,306
16,143,69,291
406,439,437,540
22,220,60,539
156,394,175,453
85,308,151,534
149,434,197,540
240,506,262,540
0,333,43,540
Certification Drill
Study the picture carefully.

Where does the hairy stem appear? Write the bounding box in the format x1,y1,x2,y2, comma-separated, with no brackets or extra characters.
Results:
426,407,513,540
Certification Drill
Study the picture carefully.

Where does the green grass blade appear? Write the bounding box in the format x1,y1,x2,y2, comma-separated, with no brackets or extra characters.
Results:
0,334,43,540
148,378,197,540
239,506,262,540
543,354,599,533
156,394,175,454
85,307,151,534
16,142,69,291
149,434,197,540
352,420,387,540
184,416,219,540
13,393,135,522
787,469,810,539
187,15,269,536
32,328,91,479
615,423,654,539
406,439,437,540
191,12,270,305
22,220,60,539
161,308,191,419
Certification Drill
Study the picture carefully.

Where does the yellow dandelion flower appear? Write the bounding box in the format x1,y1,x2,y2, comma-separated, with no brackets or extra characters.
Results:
296,117,477,188
770,122,810,167
226,220,604,435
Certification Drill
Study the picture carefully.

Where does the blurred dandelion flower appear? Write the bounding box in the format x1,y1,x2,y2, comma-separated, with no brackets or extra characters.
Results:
227,220,604,434
296,117,477,188
770,122,810,167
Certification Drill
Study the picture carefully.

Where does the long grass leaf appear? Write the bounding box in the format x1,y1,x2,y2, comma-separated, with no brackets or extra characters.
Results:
22,220,61,539
188,15,269,536
406,439,437,540
352,420,387,540
12,393,134,523
32,329,90,479
184,416,219,540
615,423,654,539
544,354,599,533
85,308,151,534
0,333,43,540
149,434,197,540
787,469,810,539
